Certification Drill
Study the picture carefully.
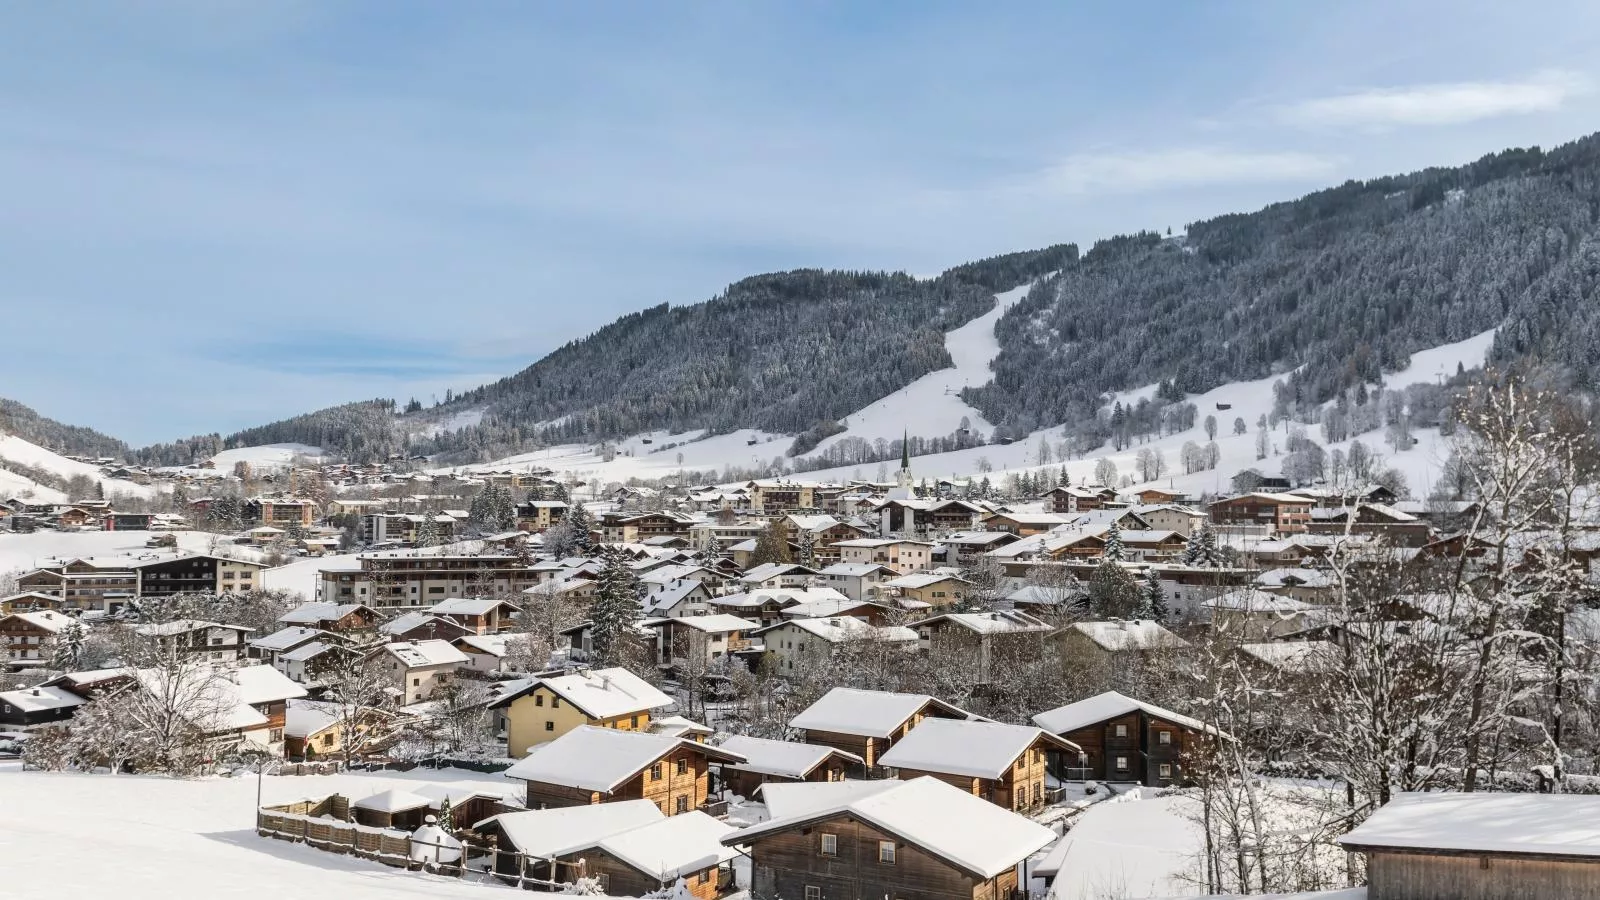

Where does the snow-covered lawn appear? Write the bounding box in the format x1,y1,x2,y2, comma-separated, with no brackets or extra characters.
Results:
0,762,523,900
208,443,326,472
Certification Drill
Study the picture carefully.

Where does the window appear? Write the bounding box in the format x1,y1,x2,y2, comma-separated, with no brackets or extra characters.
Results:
698,870,711,885
676,758,689,775
1115,756,1129,771
630,715,639,729
544,721,555,732
650,763,663,781
804,887,822,900
1159,764,1172,778
268,728,283,742
675,795,688,814
412,678,420,687
322,734,334,748
878,841,896,864
820,833,838,856
1114,724,1128,738
1158,730,1172,745
535,695,544,707
551,697,560,708
595,874,610,892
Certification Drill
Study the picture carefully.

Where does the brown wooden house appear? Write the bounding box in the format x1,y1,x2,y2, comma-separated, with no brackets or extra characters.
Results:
878,718,1081,813
276,601,382,633
1208,492,1313,535
715,735,865,798
1340,792,1600,900
724,776,1056,900
788,688,976,770
503,726,747,815
1032,690,1220,787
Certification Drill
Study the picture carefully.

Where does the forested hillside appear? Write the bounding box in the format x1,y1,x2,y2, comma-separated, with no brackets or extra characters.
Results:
0,398,129,460
967,136,1600,434
135,131,1600,465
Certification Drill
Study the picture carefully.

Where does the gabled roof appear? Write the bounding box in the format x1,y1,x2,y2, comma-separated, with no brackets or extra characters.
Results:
717,734,865,779
475,801,666,858
1032,690,1214,737
883,572,967,590
738,562,820,584
910,610,1052,635
757,616,917,645
1340,792,1600,858
353,788,433,814
427,596,521,616
503,726,746,793
646,614,759,634
2,610,74,633
377,639,470,668
723,776,1055,879
378,612,469,637
788,687,975,738
1068,620,1189,652
758,779,900,819
489,667,673,718
879,718,1079,779
589,811,738,879
279,601,377,625
0,684,88,714
134,619,254,638
248,626,329,652
818,562,900,577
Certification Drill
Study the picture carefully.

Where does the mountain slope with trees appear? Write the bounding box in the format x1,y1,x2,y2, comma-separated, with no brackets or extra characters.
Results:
0,398,129,460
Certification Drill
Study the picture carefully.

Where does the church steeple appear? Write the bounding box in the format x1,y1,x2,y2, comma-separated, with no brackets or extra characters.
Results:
895,429,914,492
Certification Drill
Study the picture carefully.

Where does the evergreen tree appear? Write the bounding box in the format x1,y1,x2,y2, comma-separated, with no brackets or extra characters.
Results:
50,618,86,671
589,547,642,667
436,796,454,832
414,514,440,548
1102,520,1125,562
1140,567,1167,623
1183,521,1221,568
752,519,793,567
1087,560,1139,619
796,528,816,567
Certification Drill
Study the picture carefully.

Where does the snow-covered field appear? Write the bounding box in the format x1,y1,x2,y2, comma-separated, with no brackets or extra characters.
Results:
1046,792,1201,899
0,762,522,900
209,443,326,473
0,530,264,579
262,551,361,601
0,433,156,499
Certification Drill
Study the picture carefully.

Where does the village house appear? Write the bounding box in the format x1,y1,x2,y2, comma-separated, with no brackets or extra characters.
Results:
723,776,1055,900
319,549,543,610
788,687,976,770
830,538,936,572
133,553,270,597
817,562,901,602
0,683,87,731
246,625,335,664
1203,588,1331,639
245,497,319,528
783,515,873,565
779,597,899,625
276,601,382,633
0,592,65,615
1043,484,1117,514
368,639,468,705
938,531,1022,566
1127,504,1207,535
709,587,852,627
644,614,760,671
746,480,817,515
1032,690,1217,787
275,639,356,685
600,510,700,544
1208,492,1314,535
0,610,73,668
882,572,970,607
452,632,539,676
911,610,1054,685
425,596,520,634
754,616,918,678
1339,792,1600,900
475,801,667,887
515,499,569,531
282,698,395,760
1306,502,1434,547
134,620,255,666
978,511,1076,536
738,562,824,590
715,735,865,798
641,579,716,618
378,611,473,643
17,557,139,613
557,810,738,898
503,725,747,815
1058,619,1190,669
1253,567,1336,602
493,667,675,758
135,662,308,755
878,718,1081,813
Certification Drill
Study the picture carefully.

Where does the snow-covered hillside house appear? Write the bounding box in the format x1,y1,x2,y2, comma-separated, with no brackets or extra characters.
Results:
723,776,1055,900
641,579,715,618
745,479,817,514
788,687,976,771
367,639,468,704
1208,492,1314,535
0,609,73,667
515,499,568,531
276,601,382,633
831,538,936,572
425,596,520,634
246,625,332,664
1339,792,1600,900
978,511,1076,536
133,620,255,666
738,562,823,590
878,718,1081,813
503,725,747,814
599,510,700,544
753,616,918,678
644,614,760,670
817,562,900,601
882,572,970,607
1043,484,1118,514
1033,691,1218,787
910,610,1053,684
492,667,674,758
715,734,865,798
136,663,308,755
1129,503,1207,534
937,531,1020,566
708,587,851,626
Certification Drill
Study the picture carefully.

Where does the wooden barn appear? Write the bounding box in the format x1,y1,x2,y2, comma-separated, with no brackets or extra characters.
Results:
715,734,864,798
787,688,975,770
1340,792,1600,900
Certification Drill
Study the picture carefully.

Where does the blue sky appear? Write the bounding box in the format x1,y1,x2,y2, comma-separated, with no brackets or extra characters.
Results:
3,1,1600,445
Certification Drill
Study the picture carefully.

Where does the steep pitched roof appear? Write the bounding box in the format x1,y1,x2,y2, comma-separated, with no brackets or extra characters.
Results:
1032,690,1214,737
503,726,745,793
788,687,974,738
879,718,1079,779
717,734,864,779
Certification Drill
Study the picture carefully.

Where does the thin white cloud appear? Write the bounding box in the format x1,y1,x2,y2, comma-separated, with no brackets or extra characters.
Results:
1283,70,1590,128
1032,148,1339,195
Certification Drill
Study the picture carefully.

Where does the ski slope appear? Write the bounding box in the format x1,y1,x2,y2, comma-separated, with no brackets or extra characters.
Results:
209,443,325,473
805,281,1034,455
0,433,157,500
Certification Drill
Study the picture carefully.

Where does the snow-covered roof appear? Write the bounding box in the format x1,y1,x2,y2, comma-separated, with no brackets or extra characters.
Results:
248,626,328,652
738,562,819,584
0,684,87,714
278,640,340,663
378,639,469,668
780,597,880,619
1204,589,1320,613
353,788,433,814
647,715,713,739
427,597,519,616
758,779,900,820
1068,620,1188,652
765,616,917,645
724,776,1055,879
1032,691,1213,737
131,664,307,733
911,610,1052,635
879,718,1077,779
717,734,864,779
789,687,973,738
4,609,73,633
454,633,530,658
710,587,848,609
1005,584,1078,606
283,699,341,738
1238,641,1342,674
503,726,745,792
535,667,673,719
650,613,759,634
1340,792,1600,858
883,572,967,590
412,783,513,807
819,562,899,577
478,799,667,858
1254,568,1335,589
135,619,253,637
591,811,738,879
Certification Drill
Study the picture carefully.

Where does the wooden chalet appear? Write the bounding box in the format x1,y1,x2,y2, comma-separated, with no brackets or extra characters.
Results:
1340,792,1600,900
276,601,382,633
502,725,746,815
1208,492,1313,535
788,687,976,770
715,735,865,798
1032,690,1220,787
723,776,1055,900
878,718,1081,812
